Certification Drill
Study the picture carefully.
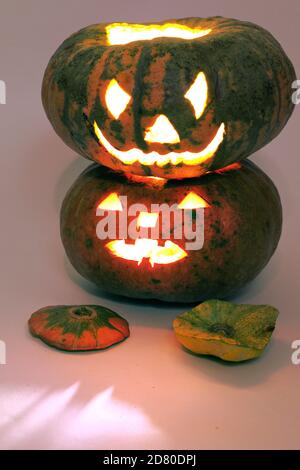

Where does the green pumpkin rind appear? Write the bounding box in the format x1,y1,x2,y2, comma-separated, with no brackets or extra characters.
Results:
173,299,279,361
28,305,130,351
60,160,282,302
42,17,296,179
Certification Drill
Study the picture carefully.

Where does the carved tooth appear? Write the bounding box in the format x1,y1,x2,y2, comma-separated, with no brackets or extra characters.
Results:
156,155,170,167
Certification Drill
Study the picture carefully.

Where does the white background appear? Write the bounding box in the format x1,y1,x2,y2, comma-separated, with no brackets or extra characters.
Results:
0,0,299,449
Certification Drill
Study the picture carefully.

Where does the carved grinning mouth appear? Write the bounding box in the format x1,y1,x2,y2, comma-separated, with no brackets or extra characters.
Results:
93,120,225,167
106,239,187,266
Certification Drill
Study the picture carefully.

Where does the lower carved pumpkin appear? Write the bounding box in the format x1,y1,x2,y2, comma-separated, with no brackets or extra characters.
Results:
60,160,282,302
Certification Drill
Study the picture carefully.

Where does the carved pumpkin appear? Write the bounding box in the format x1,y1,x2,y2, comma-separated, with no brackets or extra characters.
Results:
60,160,282,302
42,17,295,179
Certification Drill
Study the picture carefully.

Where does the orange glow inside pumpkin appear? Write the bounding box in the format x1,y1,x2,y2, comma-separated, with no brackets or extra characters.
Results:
137,211,159,228
93,120,225,167
106,239,187,267
105,79,131,119
98,191,209,266
184,72,208,119
106,23,211,45
178,191,210,209
97,192,123,211
213,162,242,174
144,115,180,144
125,173,167,187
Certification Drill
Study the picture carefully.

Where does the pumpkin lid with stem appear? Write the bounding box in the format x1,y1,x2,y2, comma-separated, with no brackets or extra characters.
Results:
173,299,279,362
28,304,130,351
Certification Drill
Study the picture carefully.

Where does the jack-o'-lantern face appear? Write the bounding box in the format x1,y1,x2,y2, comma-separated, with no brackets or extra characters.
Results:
89,23,225,175
43,17,296,180
96,188,210,267
60,162,282,302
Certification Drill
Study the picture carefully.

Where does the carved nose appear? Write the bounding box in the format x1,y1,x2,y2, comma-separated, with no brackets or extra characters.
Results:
144,114,180,144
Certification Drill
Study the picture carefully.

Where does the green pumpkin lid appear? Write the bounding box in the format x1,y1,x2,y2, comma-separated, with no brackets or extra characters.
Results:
173,299,279,362
28,304,130,351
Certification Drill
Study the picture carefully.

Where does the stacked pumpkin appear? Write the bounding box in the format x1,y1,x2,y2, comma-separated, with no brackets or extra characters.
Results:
42,17,295,303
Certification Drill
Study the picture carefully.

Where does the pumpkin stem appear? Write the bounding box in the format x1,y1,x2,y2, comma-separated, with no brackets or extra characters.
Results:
70,306,96,320
208,323,235,338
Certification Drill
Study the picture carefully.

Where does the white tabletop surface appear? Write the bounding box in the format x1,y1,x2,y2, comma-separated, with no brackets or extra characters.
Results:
0,0,299,450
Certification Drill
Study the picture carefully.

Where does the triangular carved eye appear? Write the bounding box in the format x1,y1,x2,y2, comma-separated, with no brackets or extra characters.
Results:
178,191,209,209
105,79,131,119
97,192,123,211
184,72,208,119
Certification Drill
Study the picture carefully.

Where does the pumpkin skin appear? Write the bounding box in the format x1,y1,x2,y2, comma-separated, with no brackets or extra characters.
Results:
60,160,282,302
28,305,130,351
42,17,295,179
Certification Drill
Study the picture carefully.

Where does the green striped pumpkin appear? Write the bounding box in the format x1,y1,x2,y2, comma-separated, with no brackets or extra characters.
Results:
42,17,295,179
